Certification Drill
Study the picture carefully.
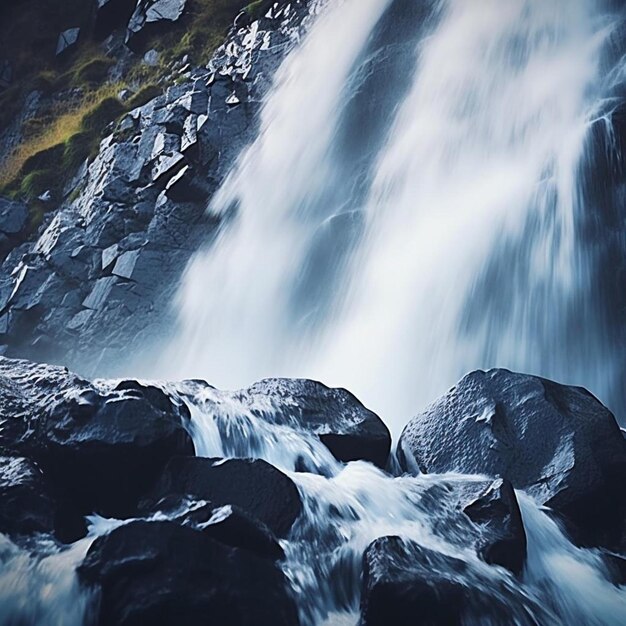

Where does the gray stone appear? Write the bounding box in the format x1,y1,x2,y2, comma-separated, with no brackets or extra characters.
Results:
128,0,188,50
56,28,80,56
101,244,119,271
143,49,160,66
83,276,118,310
112,250,140,280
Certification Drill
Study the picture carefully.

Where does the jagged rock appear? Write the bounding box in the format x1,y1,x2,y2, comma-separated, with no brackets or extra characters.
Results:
163,165,207,202
127,0,188,51
0,453,56,536
463,478,527,576
140,456,302,537
0,0,320,372
398,369,626,550
147,496,284,560
360,536,542,626
112,249,140,279
79,520,300,626
242,379,391,468
56,28,80,56
0,357,194,522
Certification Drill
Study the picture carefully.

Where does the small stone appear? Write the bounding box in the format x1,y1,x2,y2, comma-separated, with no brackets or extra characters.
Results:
56,28,80,56
143,49,160,66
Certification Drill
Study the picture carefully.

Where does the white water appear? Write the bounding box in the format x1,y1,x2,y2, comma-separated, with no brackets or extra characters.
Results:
161,0,622,433
3,1,626,624
177,393,626,626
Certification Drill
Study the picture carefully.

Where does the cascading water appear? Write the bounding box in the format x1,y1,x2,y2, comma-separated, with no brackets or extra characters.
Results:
144,389,626,625
4,2,625,625
161,0,625,432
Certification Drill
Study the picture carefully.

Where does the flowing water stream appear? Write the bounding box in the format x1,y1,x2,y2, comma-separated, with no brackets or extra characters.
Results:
3,1,626,624
162,0,625,433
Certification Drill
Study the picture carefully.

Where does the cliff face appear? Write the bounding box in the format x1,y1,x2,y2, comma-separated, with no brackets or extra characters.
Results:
0,0,318,374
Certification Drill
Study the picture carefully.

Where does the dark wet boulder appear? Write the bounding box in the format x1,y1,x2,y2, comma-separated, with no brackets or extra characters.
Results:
360,536,541,626
146,496,284,560
463,478,526,576
0,358,194,521
79,520,299,626
0,453,55,536
141,456,302,538
398,369,626,550
243,378,391,468
41,380,194,519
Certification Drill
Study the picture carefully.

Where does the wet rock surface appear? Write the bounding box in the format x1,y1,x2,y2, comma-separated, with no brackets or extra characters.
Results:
359,536,542,626
0,356,624,624
0,453,56,536
0,356,193,536
79,520,300,626
398,368,626,550
141,455,303,537
463,478,527,576
239,378,391,467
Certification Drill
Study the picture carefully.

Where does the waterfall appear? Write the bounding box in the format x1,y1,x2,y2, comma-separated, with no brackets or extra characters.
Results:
161,0,624,433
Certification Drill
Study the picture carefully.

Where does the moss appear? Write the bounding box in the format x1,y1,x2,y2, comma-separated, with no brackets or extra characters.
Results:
245,0,269,17
20,143,66,177
73,57,116,86
63,131,93,170
126,84,162,110
81,96,125,133
19,170,58,199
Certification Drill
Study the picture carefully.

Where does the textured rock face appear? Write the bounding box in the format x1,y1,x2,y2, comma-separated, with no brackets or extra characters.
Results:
126,0,188,49
0,453,56,536
359,536,542,626
240,378,391,467
463,478,527,576
0,356,193,537
398,369,626,550
79,520,300,626
0,1,321,375
141,456,303,537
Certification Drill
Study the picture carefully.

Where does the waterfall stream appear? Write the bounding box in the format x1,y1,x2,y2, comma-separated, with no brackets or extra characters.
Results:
161,0,624,433
2,1,625,624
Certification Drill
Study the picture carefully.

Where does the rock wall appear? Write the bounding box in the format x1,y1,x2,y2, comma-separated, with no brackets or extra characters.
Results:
0,1,323,374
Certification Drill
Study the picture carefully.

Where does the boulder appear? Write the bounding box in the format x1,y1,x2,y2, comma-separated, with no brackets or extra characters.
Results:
0,453,55,536
56,28,80,56
241,379,391,468
463,478,527,576
140,456,302,537
79,520,299,626
360,536,541,626
0,358,194,522
149,496,284,560
398,369,626,550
